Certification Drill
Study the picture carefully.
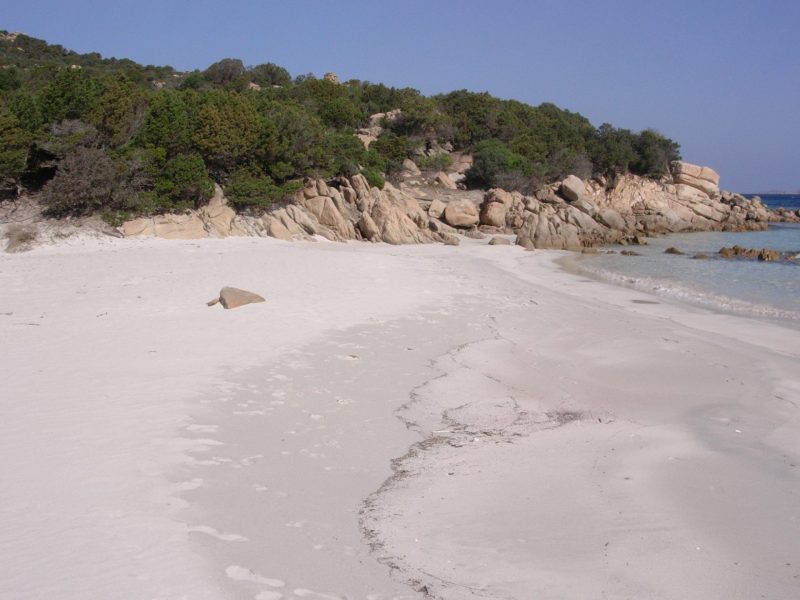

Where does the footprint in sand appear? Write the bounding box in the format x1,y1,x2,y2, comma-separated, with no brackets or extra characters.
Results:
188,525,248,542
225,565,284,588
185,424,219,433
285,520,306,528
174,478,204,492
293,589,345,599
240,454,264,466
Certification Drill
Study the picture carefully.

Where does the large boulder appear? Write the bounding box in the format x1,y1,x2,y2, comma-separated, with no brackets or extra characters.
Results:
369,196,430,244
516,212,582,251
480,202,507,227
299,195,356,239
595,209,626,232
357,212,379,240
434,171,458,190
384,183,428,227
560,175,585,202
428,198,446,219
671,161,720,197
478,188,513,227
122,213,207,239
488,236,512,246
200,204,236,237
402,159,421,176
443,199,479,227
263,216,293,241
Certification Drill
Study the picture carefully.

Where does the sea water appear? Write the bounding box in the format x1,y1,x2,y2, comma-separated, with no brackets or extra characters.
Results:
758,193,800,211
574,197,800,327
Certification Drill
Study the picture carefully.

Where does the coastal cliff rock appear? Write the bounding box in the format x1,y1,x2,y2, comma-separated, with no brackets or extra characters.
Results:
118,160,777,253
476,162,773,250
671,161,720,197
120,175,448,246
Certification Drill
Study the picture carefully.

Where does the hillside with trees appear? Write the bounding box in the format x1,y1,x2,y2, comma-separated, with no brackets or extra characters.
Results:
0,31,681,222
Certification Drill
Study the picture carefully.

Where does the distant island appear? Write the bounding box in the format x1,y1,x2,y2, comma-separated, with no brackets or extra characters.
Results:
0,31,681,224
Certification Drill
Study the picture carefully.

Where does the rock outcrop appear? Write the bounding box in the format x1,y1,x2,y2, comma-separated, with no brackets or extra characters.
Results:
493,163,773,250
121,175,451,246
718,246,787,262
671,161,720,197
118,160,777,254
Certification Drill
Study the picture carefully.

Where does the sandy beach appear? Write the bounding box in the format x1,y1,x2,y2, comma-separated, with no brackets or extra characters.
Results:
1,235,798,600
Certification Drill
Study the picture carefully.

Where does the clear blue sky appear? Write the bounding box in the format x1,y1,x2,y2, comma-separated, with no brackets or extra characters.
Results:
4,0,799,192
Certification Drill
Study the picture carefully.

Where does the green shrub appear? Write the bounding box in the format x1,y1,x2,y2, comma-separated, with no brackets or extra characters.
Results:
416,153,452,172
371,132,410,173
153,153,213,209
362,167,384,189
465,138,532,190
226,164,302,211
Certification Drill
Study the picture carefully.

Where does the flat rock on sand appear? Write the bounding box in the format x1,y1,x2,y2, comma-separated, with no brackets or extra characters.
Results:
208,286,266,309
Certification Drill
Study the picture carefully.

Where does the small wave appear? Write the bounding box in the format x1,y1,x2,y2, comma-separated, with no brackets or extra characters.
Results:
576,262,800,323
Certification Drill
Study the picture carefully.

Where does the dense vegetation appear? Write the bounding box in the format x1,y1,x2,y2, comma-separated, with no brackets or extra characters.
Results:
0,31,680,220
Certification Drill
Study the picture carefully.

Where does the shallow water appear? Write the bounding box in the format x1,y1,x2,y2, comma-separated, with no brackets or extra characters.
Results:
574,224,800,325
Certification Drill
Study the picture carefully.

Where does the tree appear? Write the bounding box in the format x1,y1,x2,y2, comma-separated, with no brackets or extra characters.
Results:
0,66,21,91
387,94,452,142
41,146,117,215
319,96,361,130
7,91,44,133
39,68,102,123
260,99,331,178
192,91,261,176
153,153,213,209
137,89,197,156
249,63,291,88
0,112,31,185
203,58,246,85
630,129,680,177
436,90,502,147
465,138,532,190
89,74,146,146
591,123,636,176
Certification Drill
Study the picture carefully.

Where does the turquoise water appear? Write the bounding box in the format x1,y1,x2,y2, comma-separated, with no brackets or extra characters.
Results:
575,224,800,326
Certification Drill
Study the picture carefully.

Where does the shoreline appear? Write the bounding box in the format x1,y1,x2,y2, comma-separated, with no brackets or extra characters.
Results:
1,236,798,599
363,246,800,599
562,224,800,329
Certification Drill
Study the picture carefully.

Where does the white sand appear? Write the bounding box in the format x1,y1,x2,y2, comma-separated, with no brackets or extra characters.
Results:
1,235,798,599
